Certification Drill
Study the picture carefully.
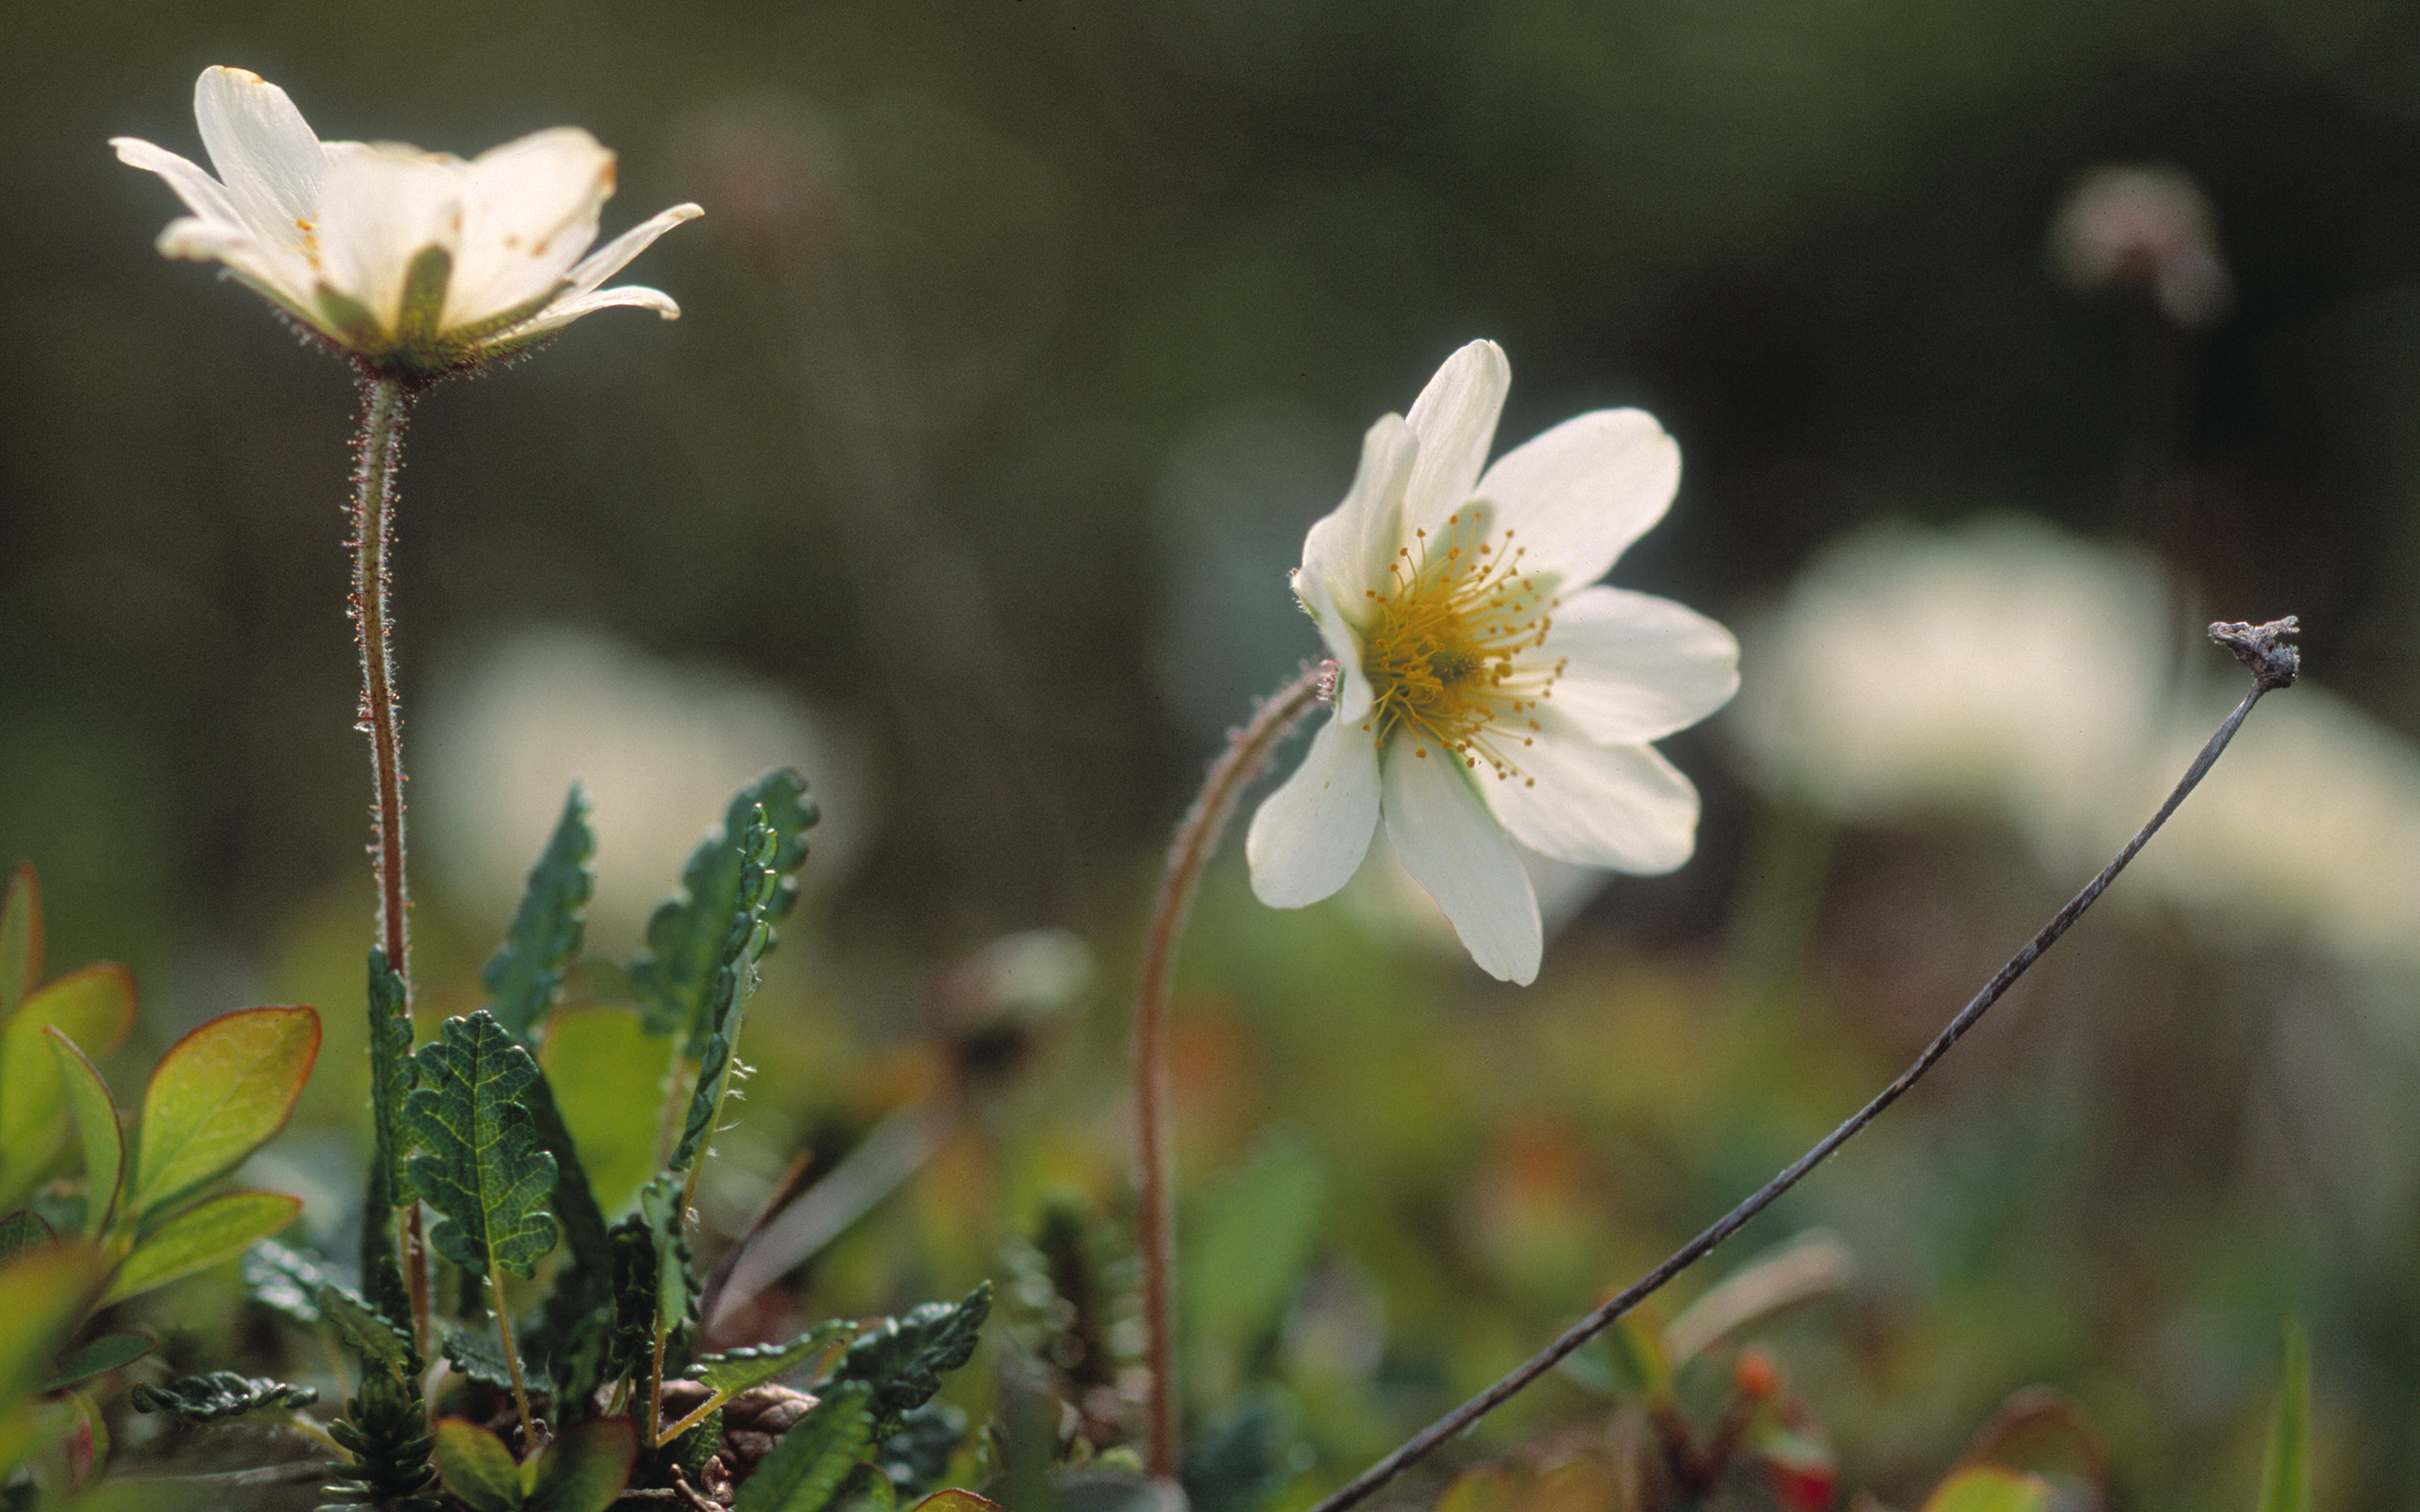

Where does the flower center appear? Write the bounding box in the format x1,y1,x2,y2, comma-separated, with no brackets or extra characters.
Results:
1356,507,1563,783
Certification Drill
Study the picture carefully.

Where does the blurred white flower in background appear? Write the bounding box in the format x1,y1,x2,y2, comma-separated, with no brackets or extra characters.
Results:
1728,515,2175,859
2049,163,2232,330
1733,514,2420,977
420,627,873,950
114,67,699,376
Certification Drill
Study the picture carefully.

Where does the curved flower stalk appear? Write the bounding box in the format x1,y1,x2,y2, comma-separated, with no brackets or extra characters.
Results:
114,67,700,378
1246,339,1740,984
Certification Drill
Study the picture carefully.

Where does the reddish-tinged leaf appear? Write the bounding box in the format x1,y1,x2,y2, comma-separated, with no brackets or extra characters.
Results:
131,1006,319,1216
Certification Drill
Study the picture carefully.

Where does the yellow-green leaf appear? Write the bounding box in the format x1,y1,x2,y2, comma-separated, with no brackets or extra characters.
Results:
103,1189,300,1306
2257,1318,2310,1512
527,1417,638,1512
0,862,38,1014
732,1379,874,1512
0,1243,102,1477
46,1028,123,1239
541,1010,661,1217
1433,1468,1520,1512
0,965,136,1198
131,1006,319,1217
1920,1466,2055,1512
435,1417,524,1512
908,1494,1003,1512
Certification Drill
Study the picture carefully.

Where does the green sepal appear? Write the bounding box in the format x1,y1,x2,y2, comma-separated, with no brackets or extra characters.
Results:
314,282,386,354
828,1284,991,1437
632,771,815,1050
731,1378,876,1512
392,245,453,356
127,1369,314,1422
46,1331,155,1391
405,1010,561,1281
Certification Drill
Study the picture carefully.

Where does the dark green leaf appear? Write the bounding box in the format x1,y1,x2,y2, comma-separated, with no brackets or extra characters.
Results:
636,1173,699,1375
1180,1392,1307,1512
319,1281,418,1377
2257,1318,2310,1512
362,948,416,1332
324,1358,442,1511
241,1238,326,1326
522,1074,611,1331
877,1402,966,1498
405,1010,560,1281
432,1417,522,1512
526,1416,637,1512
691,1320,860,1400
732,1378,876,1512
669,810,782,1178
632,771,814,1050
128,1369,315,1422
829,1284,991,1435
0,1208,54,1261
483,786,595,1041
47,1330,155,1390
442,1326,532,1395
837,1463,897,1511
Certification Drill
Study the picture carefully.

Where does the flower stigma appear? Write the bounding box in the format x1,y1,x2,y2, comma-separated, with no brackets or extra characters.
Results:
1354,506,1565,783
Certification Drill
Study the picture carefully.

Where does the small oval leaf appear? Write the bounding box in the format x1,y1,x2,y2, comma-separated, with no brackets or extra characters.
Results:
1920,1466,2055,1512
0,1207,56,1261
527,1416,638,1512
909,1493,1004,1512
102,1189,301,1306
44,1028,123,1239
435,1417,525,1512
1,965,136,1181
132,1006,320,1216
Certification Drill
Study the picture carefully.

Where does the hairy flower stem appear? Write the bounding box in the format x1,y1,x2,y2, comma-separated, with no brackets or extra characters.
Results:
1135,660,1335,1481
349,370,431,1356
1309,622,2299,1512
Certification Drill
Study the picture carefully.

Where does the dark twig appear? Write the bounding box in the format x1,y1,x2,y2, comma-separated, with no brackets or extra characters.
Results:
1308,619,2297,1512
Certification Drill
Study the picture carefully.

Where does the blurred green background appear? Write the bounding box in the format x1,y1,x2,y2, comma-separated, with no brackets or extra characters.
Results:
10,0,2420,1506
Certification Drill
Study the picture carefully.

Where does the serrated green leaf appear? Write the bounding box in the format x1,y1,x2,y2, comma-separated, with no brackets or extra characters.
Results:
102,1189,300,1306
1919,1466,2055,1512
241,1238,326,1326
44,1028,121,1239
405,1010,561,1280
0,965,135,1209
526,1416,637,1512
693,1319,861,1399
434,1417,524,1512
734,1378,877,1512
542,1010,661,1218
46,1329,153,1390
633,771,815,1050
524,1073,611,1316
442,1325,530,1395
362,947,416,1332
2257,1318,2310,1512
634,1173,699,1373
831,1284,992,1435
485,787,595,1040
670,810,783,1179
0,1207,55,1260
319,1281,417,1376
127,1369,314,1422
0,863,38,1014
130,1006,319,1217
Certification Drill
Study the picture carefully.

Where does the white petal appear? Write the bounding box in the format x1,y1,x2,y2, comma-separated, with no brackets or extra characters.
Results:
1246,714,1383,908
193,67,326,248
1543,587,1740,744
111,136,243,226
1481,714,1700,875
1291,569,1373,723
1475,408,1679,589
561,203,703,300
1401,339,1509,532
153,218,321,315
510,283,682,338
1297,413,1415,611
444,127,616,328
315,145,465,331
1383,730,1541,983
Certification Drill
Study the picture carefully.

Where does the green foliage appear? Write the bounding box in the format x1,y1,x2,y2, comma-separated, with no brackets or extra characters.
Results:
525,1418,638,1512
44,1029,121,1239
908,1495,1003,1512
0,964,135,1210
405,1010,560,1281
636,1173,699,1372
0,1244,104,1479
876,1402,968,1498
482,787,595,1040
1920,1467,2055,1512
1180,1393,1306,1512
361,948,415,1331
1183,1140,1323,1402
669,809,783,1178
632,770,814,1052
101,1189,301,1306
320,1282,419,1378
540,1010,660,1217
129,1370,315,1422
128,1005,319,1217
732,1379,876,1512
2257,1319,2310,1512
0,864,38,1014
829,1284,992,1436
243,1239,328,1327
441,1327,531,1396
433,1418,520,1512
47,1330,154,1390
692,1319,860,1400
323,1360,443,1512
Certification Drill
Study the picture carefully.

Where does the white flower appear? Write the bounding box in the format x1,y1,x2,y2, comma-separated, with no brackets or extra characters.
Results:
114,67,700,376
1245,340,1740,984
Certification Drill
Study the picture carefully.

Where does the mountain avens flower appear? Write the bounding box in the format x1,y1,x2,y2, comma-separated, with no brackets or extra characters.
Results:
1245,340,1738,983
114,66,700,377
